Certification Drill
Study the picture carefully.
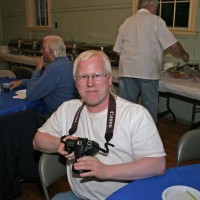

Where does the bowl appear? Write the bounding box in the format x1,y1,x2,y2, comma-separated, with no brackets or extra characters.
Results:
167,66,193,79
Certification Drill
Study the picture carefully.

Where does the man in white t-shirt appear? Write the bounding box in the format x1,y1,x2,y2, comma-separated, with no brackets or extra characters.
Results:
113,0,189,123
33,50,166,200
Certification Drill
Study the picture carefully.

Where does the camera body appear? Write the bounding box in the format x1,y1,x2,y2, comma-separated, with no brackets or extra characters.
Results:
65,137,99,174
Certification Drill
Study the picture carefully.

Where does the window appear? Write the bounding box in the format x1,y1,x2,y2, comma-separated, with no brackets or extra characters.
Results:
133,0,198,35
25,0,52,30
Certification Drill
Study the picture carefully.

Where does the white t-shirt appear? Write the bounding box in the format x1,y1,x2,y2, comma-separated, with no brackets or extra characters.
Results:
38,96,166,200
113,9,177,79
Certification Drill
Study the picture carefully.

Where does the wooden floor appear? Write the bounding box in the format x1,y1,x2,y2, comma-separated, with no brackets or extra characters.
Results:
15,118,197,200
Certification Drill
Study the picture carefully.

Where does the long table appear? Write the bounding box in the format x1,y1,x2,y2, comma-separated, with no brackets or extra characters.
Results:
159,72,200,100
0,53,39,66
112,68,200,129
106,164,200,200
112,68,200,101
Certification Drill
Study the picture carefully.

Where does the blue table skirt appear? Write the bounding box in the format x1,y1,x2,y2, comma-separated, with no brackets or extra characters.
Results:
0,77,46,116
106,164,200,200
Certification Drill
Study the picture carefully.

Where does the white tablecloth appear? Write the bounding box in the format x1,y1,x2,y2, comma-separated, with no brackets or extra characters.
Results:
0,53,39,66
112,68,200,101
159,72,200,101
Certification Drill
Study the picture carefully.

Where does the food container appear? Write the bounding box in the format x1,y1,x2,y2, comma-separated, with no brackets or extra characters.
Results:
0,45,9,54
167,66,193,79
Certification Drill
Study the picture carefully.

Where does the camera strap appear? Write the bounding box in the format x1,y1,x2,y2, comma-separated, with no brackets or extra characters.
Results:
68,93,116,152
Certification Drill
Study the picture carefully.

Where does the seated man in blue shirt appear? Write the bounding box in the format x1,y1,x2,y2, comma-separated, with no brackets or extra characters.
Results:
9,35,79,117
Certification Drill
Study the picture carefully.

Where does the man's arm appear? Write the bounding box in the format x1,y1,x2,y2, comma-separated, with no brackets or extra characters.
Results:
33,132,76,159
168,42,189,62
74,155,166,181
33,131,60,153
103,156,166,180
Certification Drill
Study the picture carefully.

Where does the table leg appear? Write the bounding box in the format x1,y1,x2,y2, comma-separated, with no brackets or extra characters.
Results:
188,99,200,130
158,92,176,122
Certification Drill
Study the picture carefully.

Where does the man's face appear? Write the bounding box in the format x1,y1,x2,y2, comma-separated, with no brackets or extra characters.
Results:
40,40,52,63
75,56,112,112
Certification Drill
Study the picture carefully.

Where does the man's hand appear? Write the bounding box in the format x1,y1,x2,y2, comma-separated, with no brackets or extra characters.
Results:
74,156,108,179
58,135,77,160
36,56,46,71
9,80,23,90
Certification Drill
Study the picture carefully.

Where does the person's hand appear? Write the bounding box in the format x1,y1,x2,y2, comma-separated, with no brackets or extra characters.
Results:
36,56,46,71
9,80,23,90
58,135,78,160
74,156,108,179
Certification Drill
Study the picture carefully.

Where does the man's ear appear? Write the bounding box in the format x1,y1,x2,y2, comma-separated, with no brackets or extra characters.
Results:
149,5,157,14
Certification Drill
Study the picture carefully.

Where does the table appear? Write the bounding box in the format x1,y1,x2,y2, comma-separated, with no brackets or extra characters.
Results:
0,77,45,116
106,164,200,200
159,72,200,129
159,72,200,100
0,77,47,200
112,68,200,129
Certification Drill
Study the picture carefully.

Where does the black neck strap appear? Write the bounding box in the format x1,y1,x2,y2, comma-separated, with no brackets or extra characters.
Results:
68,93,116,145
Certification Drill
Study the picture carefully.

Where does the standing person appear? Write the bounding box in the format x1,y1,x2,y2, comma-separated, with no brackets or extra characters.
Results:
113,0,189,123
9,35,79,117
33,50,166,200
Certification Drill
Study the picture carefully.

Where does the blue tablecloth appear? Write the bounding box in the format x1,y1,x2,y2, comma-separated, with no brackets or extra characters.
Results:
106,164,200,200
0,77,45,116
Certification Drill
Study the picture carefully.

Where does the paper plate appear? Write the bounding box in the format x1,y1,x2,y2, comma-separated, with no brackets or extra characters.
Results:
162,185,200,200
15,89,26,95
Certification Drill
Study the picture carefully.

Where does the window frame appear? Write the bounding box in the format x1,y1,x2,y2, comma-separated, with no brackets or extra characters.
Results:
25,0,52,30
133,0,198,36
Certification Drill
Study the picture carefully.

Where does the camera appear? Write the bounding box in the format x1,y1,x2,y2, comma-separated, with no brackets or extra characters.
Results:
65,137,100,174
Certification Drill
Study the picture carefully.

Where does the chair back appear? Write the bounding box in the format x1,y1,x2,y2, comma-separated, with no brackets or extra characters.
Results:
38,153,67,200
14,67,33,79
176,129,200,166
0,70,16,78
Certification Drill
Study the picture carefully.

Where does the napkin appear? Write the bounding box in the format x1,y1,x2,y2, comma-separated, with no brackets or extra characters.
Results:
13,89,27,99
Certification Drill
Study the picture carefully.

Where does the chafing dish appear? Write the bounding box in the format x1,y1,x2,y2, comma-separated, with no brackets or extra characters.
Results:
8,39,41,56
